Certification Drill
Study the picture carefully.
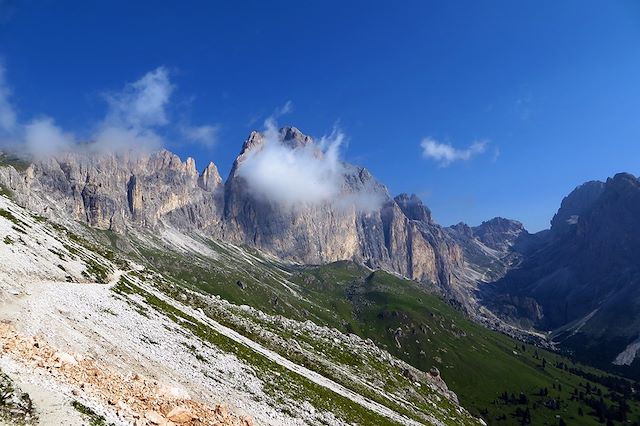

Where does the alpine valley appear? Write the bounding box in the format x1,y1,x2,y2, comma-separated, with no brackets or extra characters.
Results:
1,127,639,426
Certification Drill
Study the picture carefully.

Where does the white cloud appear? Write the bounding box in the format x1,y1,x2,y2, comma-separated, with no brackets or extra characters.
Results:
91,126,163,153
182,124,219,148
0,64,224,157
274,100,293,117
0,64,17,134
236,118,386,212
91,66,174,153
103,66,173,128
24,117,75,158
237,119,344,206
0,65,174,156
420,137,487,166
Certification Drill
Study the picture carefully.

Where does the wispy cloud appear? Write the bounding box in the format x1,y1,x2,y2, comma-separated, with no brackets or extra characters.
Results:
492,146,500,162
420,137,488,167
103,67,173,128
0,64,17,134
24,117,75,158
515,91,533,120
0,63,220,157
181,124,219,148
92,67,174,153
274,100,293,117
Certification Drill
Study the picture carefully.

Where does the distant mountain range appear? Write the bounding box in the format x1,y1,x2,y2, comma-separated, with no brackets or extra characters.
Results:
482,172,640,376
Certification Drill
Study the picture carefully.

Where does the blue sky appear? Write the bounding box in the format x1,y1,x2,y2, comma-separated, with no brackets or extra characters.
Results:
1,1,639,231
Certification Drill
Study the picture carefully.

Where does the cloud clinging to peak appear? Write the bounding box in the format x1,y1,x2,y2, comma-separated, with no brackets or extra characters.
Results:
420,137,487,167
237,119,345,206
236,116,386,212
24,117,75,158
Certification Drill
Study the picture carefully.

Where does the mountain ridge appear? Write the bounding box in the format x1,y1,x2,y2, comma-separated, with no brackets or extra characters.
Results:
1,128,507,306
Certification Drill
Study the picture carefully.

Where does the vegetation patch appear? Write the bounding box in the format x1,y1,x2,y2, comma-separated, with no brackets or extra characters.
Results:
135,244,640,425
84,258,110,284
0,209,29,229
0,154,31,172
0,185,13,199
113,277,415,426
71,400,113,426
0,370,37,425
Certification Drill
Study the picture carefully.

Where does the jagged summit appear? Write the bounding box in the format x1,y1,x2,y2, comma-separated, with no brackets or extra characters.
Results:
394,193,433,223
235,126,313,164
280,126,314,147
550,179,605,235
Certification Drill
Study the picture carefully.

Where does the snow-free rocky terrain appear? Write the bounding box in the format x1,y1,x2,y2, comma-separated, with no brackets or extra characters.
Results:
0,188,481,425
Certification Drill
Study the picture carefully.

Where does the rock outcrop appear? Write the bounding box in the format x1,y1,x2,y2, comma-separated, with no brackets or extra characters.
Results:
0,150,225,233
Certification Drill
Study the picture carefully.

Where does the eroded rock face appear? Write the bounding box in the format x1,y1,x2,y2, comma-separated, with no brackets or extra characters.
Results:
222,128,390,265
550,180,605,236
480,173,640,373
220,128,469,293
0,150,224,233
394,193,432,223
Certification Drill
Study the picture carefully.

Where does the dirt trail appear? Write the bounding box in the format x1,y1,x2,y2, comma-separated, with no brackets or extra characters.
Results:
0,320,253,426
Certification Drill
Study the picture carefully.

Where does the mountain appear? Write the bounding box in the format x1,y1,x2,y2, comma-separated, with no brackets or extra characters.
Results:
3,141,640,424
0,128,475,300
0,128,549,328
483,172,640,376
471,217,528,252
2,181,637,425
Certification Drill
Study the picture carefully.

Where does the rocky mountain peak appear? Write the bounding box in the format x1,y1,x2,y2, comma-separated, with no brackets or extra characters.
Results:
450,222,474,239
198,161,222,192
185,157,197,176
607,172,639,191
237,126,313,157
550,180,605,235
394,193,432,223
280,126,313,148
472,217,526,251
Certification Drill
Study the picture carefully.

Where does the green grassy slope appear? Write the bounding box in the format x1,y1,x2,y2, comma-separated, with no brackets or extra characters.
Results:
117,233,640,425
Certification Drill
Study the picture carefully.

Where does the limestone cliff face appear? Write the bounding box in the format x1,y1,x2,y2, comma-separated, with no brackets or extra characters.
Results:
223,128,389,267
0,150,224,232
0,128,469,294
392,194,465,296
220,128,468,295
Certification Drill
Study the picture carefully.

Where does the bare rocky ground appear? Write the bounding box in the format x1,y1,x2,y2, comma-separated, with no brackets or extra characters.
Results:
0,195,258,425
0,191,480,425
0,321,252,426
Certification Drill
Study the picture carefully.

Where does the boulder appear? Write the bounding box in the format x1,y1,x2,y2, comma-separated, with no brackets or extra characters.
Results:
166,406,194,423
144,410,166,425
